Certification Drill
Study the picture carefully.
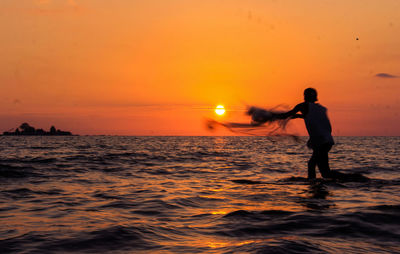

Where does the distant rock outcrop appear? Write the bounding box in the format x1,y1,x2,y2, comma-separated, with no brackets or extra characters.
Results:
2,123,73,136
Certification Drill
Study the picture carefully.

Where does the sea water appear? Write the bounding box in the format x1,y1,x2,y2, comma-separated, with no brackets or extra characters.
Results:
0,136,399,253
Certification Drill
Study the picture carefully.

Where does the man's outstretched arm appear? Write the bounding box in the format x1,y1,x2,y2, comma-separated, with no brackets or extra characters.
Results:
273,103,305,119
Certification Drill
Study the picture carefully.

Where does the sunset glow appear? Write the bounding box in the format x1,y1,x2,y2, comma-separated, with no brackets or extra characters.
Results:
1,2,399,251
0,0,399,135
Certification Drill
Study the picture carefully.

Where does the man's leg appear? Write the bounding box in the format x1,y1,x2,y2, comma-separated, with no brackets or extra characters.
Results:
316,144,332,178
308,150,317,179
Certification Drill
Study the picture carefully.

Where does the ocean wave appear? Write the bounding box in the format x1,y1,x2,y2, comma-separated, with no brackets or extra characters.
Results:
0,226,162,253
0,164,41,178
0,158,57,164
216,206,400,244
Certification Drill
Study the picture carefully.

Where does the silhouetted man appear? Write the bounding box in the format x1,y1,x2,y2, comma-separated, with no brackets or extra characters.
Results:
273,88,335,179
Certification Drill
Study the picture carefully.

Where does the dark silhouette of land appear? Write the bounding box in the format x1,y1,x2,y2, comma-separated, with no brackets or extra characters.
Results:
2,123,73,136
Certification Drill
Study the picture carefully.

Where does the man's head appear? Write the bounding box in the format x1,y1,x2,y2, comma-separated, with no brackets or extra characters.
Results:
304,88,318,102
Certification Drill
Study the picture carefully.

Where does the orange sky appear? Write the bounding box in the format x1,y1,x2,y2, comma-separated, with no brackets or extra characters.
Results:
1,0,399,135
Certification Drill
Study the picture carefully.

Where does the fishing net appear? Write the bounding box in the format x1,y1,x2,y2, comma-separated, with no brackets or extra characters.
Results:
206,106,300,140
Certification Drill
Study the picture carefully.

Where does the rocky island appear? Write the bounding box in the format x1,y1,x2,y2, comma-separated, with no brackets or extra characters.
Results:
2,123,73,136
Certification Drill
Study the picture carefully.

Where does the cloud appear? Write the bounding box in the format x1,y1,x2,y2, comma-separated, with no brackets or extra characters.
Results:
34,0,75,6
375,73,398,78
35,0,52,5
29,0,83,15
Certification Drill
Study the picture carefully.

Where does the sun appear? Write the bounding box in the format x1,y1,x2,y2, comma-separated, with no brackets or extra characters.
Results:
215,105,225,116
